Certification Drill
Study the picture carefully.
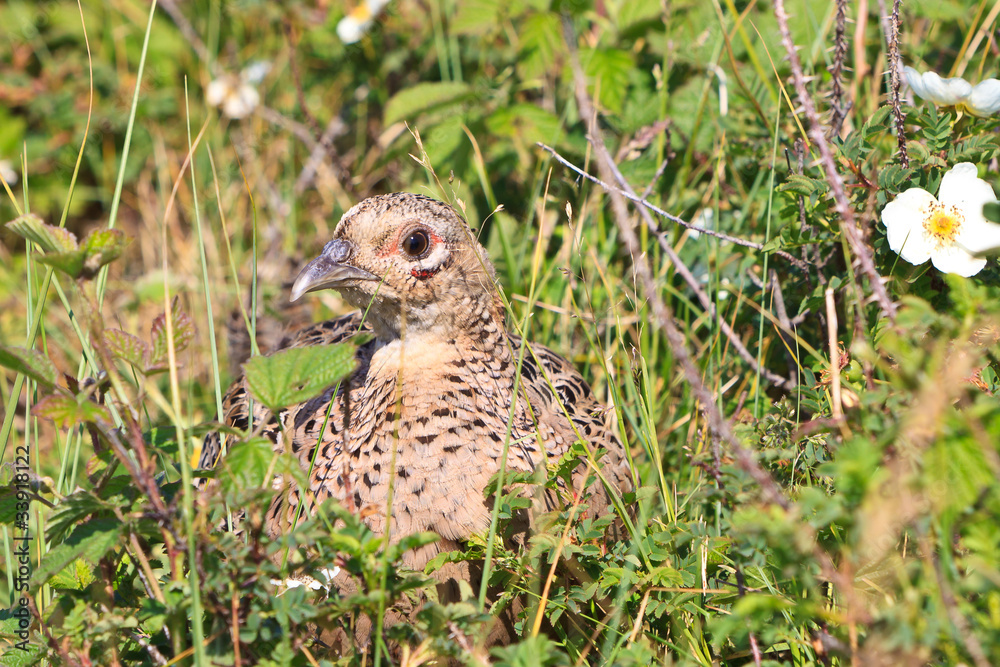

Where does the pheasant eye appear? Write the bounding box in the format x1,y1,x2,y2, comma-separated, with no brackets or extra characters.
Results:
402,230,430,258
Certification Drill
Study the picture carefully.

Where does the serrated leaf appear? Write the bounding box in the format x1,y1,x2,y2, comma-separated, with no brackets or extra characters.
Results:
32,394,112,429
31,517,122,587
877,165,916,192
861,105,893,137
581,47,634,114
5,213,78,252
518,12,562,81
79,228,127,277
243,343,356,412
778,174,825,197
49,558,97,590
34,248,88,279
148,296,195,372
0,485,23,525
103,329,149,370
0,345,58,388
384,81,473,126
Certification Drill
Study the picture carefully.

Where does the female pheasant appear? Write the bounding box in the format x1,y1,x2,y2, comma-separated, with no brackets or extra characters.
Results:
199,192,633,640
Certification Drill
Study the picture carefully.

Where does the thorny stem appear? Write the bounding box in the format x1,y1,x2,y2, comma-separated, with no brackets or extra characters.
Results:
562,11,865,634
829,0,849,136
886,0,910,167
772,0,898,321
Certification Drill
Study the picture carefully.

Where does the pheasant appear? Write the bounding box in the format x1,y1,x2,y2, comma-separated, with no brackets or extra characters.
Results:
199,192,633,643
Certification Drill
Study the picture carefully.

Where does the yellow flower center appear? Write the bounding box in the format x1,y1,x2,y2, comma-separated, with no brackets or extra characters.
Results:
923,203,964,246
349,3,373,21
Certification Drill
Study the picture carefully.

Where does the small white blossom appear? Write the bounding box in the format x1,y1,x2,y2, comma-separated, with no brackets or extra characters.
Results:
881,162,1000,277
269,566,341,595
337,0,392,44
206,62,271,119
904,66,1000,117
0,159,18,186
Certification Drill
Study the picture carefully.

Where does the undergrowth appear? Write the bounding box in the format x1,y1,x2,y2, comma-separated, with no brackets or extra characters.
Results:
2,0,1000,665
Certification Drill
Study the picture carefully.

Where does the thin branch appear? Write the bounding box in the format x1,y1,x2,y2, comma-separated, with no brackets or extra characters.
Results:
561,15,792,508
772,0,898,321
537,142,811,272
541,143,794,389
294,114,350,196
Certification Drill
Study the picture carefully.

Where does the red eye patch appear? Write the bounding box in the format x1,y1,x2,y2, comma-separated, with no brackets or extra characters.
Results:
411,267,441,280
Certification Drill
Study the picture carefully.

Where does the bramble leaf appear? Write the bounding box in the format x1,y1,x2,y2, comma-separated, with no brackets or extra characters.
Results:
5,214,78,253
148,297,195,372
384,81,473,126
243,343,356,412
33,394,112,429
103,329,149,370
31,517,123,587
0,345,58,388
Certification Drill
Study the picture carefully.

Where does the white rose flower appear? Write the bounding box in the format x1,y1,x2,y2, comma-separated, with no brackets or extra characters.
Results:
881,163,1000,277
337,0,392,44
206,62,271,119
904,66,1000,117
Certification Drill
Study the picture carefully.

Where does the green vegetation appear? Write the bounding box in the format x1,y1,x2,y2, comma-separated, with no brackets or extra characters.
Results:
2,0,1000,664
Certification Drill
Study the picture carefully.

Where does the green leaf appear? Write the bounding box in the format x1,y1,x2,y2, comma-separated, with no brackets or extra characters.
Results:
5,213,78,253
147,296,195,372
985,202,1000,224
518,12,563,81
384,81,473,126
34,248,88,279
221,437,275,491
452,0,501,35
0,345,58,388
243,343,356,412
777,173,826,197
8,218,127,279
103,329,149,370
32,394,112,429
581,48,634,114
861,105,893,138
31,517,123,587
79,228,128,277
49,558,97,590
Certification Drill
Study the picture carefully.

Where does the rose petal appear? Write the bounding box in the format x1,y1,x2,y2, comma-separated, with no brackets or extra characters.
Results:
206,79,229,107
930,243,986,277
905,67,973,105
940,163,998,232
882,188,936,265
222,85,259,119
337,16,371,43
968,79,1000,117
960,220,1000,255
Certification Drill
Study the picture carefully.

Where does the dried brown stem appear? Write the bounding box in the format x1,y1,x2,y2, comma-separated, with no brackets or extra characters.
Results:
772,0,898,321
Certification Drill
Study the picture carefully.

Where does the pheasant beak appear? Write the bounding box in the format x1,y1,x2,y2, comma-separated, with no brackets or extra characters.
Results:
290,238,378,302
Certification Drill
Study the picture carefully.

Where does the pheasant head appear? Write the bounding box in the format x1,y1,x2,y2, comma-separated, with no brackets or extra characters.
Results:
290,193,503,341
